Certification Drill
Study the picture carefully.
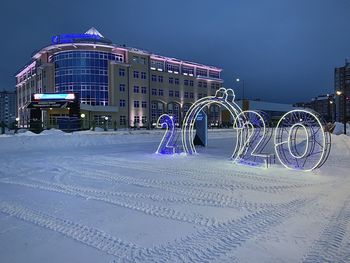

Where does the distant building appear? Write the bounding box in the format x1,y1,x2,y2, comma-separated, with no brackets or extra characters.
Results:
15,27,223,129
310,94,335,122
334,61,350,122
0,90,17,127
219,99,294,126
294,94,335,122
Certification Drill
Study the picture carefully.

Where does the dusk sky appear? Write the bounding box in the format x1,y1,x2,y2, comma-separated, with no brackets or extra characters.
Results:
1,0,350,103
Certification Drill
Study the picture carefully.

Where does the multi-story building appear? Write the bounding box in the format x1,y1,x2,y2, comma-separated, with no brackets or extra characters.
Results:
334,60,350,122
16,28,223,129
310,94,335,122
294,94,335,122
0,90,17,127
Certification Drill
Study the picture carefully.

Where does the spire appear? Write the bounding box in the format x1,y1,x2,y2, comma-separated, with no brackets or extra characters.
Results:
85,27,104,38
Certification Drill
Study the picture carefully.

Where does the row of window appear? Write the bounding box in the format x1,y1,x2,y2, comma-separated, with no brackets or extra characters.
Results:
119,100,147,108
150,60,221,79
150,75,219,88
119,115,148,125
151,88,201,98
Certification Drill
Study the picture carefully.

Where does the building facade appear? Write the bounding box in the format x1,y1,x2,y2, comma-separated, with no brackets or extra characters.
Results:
0,90,17,127
334,61,350,122
294,94,335,122
16,28,223,129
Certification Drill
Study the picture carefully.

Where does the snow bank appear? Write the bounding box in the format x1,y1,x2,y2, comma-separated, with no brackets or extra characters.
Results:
332,122,350,135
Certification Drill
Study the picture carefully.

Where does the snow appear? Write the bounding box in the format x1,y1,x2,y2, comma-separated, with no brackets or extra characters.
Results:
0,129,350,262
333,121,350,135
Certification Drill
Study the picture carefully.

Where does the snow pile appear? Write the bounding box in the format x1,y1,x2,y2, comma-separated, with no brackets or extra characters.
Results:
40,128,65,135
332,122,350,135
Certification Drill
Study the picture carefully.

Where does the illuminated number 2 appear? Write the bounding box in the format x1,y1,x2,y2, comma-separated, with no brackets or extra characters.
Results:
233,110,273,167
156,114,177,154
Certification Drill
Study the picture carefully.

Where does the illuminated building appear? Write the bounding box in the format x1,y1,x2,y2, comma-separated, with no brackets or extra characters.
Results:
334,61,350,123
0,90,17,127
15,27,223,129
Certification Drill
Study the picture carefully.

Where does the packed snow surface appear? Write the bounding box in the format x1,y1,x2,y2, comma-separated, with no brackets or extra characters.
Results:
0,129,350,262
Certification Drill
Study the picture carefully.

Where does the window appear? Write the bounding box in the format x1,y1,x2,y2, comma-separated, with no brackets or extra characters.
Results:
198,93,202,99
119,68,125,76
132,56,138,63
150,60,164,70
152,88,157,95
175,78,179,85
119,84,125,92
158,76,163,82
198,81,202,88
189,80,193,86
203,82,207,88
190,92,194,98
142,101,147,108
211,83,215,89
133,86,139,93
134,100,140,108
151,75,157,81
141,86,147,94
169,90,174,97
133,71,139,78
182,65,194,75
184,79,189,86
203,93,207,97
197,68,207,77
166,63,180,73
158,89,164,96
141,72,147,79
169,77,174,84
119,99,126,107
209,70,220,79
140,57,146,65
134,115,140,124
175,91,179,97
142,116,147,124
120,116,126,125
184,92,189,98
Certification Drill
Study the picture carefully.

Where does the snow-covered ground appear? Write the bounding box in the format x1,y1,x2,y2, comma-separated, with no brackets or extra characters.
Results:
0,129,350,262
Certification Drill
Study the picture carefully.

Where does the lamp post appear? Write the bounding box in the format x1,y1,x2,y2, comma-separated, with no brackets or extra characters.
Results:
235,78,245,101
336,90,347,134
104,116,108,131
15,117,20,133
80,113,85,130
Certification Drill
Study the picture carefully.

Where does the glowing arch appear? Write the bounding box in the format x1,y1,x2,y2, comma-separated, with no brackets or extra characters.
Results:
181,88,243,156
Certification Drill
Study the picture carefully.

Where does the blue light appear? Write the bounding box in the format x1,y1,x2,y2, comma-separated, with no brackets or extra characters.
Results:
51,34,101,44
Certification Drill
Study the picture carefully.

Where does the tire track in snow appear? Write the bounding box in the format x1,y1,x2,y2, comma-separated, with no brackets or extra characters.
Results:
38,168,288,212
126,198,311,262
29,177,274,212
302,199,350,263
0,201,138,258
56,163,314,202
0,179,217,227
83,159,315,193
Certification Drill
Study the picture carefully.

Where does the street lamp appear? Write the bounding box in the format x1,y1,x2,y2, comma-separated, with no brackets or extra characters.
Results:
336,90,347,134
235,78,245,101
